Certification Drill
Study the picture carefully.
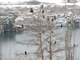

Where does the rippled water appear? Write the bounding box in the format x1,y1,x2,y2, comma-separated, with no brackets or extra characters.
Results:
0,28,80,60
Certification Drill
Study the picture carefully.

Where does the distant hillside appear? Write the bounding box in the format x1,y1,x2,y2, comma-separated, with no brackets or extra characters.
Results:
0,0,41,5
17,0,41,5
27,0,41,5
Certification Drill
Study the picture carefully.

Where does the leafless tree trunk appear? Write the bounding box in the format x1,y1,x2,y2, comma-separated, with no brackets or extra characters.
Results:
47,17,54,60
65,26,73,60
39,32,44,60
49,33,52,60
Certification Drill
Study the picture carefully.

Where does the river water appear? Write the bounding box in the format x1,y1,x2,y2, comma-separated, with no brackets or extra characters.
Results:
0,28,80,60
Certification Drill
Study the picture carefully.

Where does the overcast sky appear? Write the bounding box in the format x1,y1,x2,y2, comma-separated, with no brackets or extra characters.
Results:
0,0,80,5
0,0,63,3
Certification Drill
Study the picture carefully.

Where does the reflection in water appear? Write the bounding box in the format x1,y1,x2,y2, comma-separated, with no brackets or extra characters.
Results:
0,32,23,60
0,32,16,42
0,32,23,42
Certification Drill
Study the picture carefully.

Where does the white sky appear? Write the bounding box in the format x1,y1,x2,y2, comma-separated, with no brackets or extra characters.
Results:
0,0,63,3
0,0,80,5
